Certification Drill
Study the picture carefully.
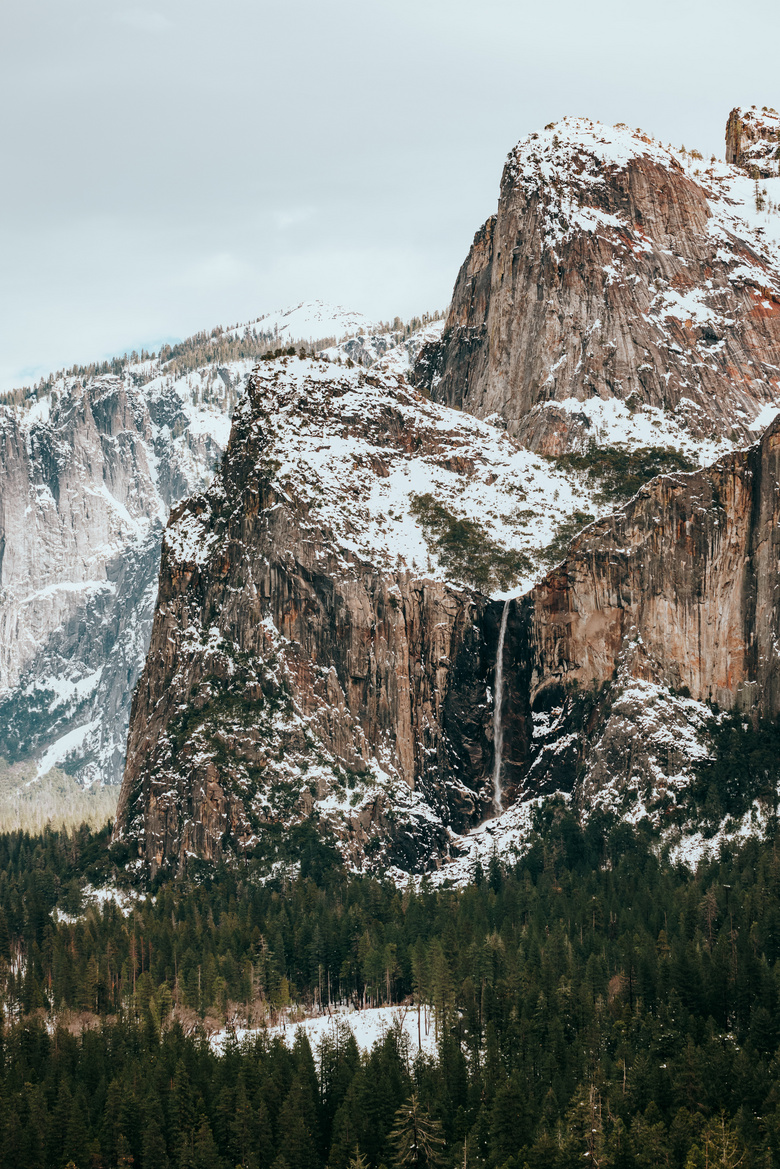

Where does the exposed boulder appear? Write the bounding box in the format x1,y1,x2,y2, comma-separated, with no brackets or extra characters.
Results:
726,105,780,178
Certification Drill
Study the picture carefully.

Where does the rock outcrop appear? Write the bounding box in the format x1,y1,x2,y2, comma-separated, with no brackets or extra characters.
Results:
495,415,780,808
416,117,780,454
726,106,780,178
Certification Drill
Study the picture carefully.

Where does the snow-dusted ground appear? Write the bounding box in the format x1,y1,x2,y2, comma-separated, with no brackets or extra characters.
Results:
211,1004,438,1057
189,355,620,599
667,802,772,869
547,395,734,466
51,883,143,924
232,300,378,345
418,796,561,887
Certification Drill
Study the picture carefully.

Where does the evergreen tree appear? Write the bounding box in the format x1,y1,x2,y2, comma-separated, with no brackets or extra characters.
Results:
388,1095,446,1169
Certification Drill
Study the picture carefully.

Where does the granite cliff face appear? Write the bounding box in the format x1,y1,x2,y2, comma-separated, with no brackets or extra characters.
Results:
113,355,615,876
417,117,780,455
490,415,780,817
114,360,780,878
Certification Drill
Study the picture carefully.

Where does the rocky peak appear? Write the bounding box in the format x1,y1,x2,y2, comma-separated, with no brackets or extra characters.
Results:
726,105,780,178
415,114,780,455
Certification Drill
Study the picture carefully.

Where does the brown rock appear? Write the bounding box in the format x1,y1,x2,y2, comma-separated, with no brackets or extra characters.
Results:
113,361,498,877
499,414,780,800
416,117,780,453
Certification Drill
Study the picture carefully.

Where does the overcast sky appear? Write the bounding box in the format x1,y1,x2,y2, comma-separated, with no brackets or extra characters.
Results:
1,0,778,391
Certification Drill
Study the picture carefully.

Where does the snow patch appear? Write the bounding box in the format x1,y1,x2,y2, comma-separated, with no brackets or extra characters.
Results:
212,1004,438,1058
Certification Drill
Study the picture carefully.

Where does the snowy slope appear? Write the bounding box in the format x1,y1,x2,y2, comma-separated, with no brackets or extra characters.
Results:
213,1005,438,1058
171,354,613,599
234,300,377,344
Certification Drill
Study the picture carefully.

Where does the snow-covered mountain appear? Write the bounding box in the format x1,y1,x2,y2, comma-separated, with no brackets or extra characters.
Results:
0,360,234,792
110,107,780,880
0,303,424,798
241,300,378,345
8,103,780,877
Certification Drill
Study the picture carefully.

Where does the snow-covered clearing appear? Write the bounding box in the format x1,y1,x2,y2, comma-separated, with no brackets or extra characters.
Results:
211,1004,438,1057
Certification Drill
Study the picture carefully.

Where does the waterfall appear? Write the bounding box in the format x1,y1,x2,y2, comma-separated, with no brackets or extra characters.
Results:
492,599,510,816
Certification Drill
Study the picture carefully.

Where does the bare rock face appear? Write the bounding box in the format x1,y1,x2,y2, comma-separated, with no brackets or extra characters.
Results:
496,415,780,808
726,106,780,178
416,118,780,454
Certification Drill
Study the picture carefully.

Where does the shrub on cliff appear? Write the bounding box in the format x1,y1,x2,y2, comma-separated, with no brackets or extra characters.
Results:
552,444,696,503
410,493,532,592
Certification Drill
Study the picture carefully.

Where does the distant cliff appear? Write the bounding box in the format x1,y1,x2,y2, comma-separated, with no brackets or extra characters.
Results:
0,365,233,786
726,105,780,178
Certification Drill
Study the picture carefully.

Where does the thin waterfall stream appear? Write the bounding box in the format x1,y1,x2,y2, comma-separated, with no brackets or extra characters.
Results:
492,599,510,816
